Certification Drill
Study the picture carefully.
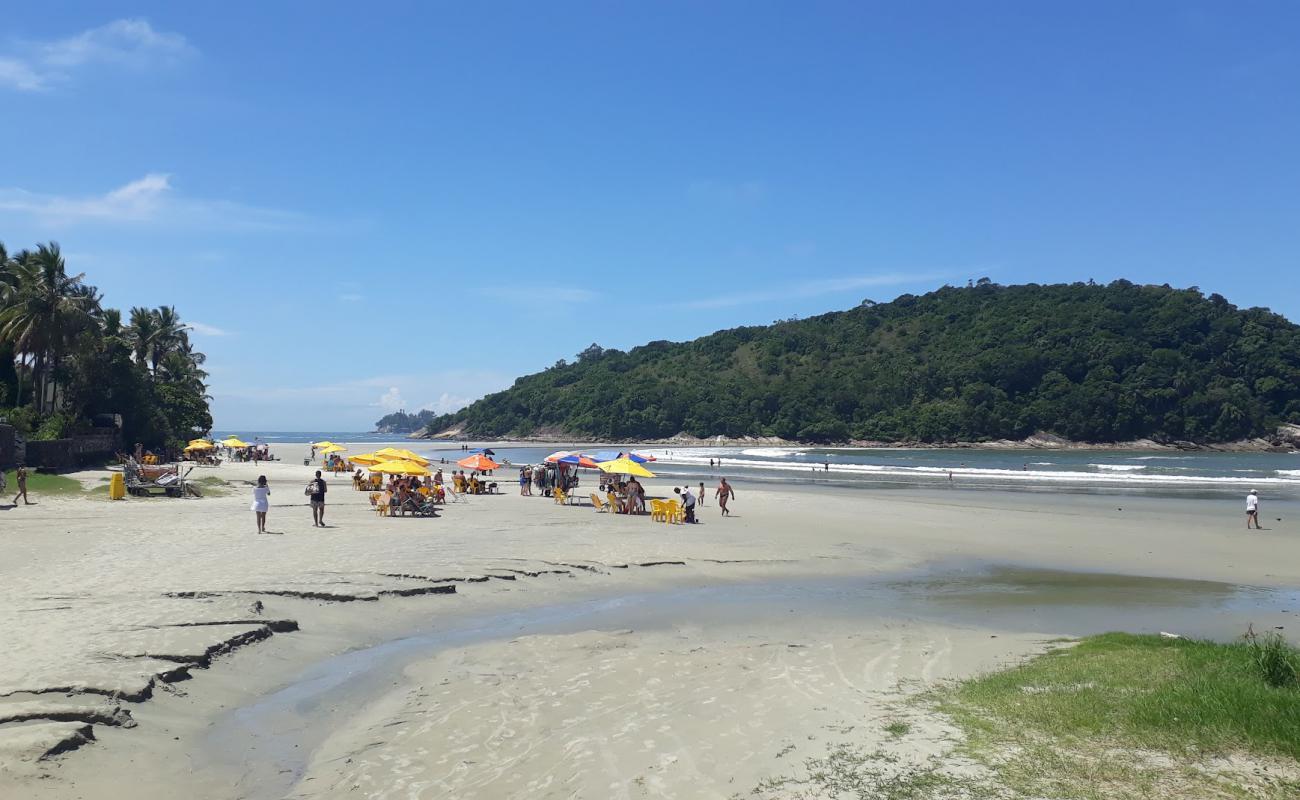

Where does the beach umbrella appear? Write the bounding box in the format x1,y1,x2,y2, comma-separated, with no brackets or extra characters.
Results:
458,454,501,471
185,440,215,451
319,444,347,454
349,452,385,466
591,450,653,463
558,454,602,468
369,459,432,476
544,451,577,463
597,458,655,478
376,447,431,465
313,440,337,448
222,437,250,448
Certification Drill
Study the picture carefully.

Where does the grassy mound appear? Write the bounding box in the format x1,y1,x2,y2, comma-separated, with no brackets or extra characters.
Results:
4,470,84,497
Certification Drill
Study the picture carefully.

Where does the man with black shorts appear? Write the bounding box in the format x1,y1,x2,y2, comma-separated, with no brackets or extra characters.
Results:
308,470,328,527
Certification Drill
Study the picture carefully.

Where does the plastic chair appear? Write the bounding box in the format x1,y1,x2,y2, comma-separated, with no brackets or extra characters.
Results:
664,500,683,524
591,493,607,512
554,488,567,505
650,498,666,522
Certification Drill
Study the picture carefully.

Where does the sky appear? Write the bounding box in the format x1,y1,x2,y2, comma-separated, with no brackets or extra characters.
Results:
2,3,1298,430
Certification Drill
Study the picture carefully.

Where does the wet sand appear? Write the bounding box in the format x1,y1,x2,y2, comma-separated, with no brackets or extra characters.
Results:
1,442,1296,798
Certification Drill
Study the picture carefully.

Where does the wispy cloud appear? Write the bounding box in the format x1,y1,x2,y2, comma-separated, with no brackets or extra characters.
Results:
0,173,310,231
1,18,194,92
375,386,405,411
188,321,231,337
674,272,950,310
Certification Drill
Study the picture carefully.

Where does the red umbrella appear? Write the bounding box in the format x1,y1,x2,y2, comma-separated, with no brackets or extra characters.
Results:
458,454,500,470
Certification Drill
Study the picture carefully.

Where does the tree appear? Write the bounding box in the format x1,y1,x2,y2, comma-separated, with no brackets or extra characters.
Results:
0,243,100,412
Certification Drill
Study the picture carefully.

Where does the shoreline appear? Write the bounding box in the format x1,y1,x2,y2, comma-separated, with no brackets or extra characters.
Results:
407,424,1300,453
3,443,1298,798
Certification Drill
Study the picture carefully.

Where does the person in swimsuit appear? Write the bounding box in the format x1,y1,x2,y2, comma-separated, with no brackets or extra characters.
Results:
715,477,735,516
11,464,31,506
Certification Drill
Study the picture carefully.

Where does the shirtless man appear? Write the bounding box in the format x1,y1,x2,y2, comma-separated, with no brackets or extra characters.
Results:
715,477,735,516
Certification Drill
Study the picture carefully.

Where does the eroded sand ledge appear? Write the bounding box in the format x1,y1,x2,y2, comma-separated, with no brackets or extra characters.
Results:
1,443,1296,798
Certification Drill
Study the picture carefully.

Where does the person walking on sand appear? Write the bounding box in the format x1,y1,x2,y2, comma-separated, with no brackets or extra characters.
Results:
307,470,328,527
252,476,271,533
1246,490,1261,529
715,477,735,516
11,464,31,506
697,481,706,507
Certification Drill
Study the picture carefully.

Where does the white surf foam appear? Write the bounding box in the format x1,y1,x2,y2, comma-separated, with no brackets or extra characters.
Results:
1091,464,1145,472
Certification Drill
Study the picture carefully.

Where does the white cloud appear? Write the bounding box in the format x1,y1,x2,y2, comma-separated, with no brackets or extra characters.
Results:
1,18,193,91
674,272,951,310
188,321,230,337
0,173,310,231
376,386,406,411
424,392,473,414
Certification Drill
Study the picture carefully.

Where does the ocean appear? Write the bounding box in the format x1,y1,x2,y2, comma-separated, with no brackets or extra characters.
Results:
215,432,1300,499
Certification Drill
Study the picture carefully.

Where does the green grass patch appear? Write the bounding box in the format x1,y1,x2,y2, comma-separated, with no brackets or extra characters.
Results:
883,720,911,738
945,632,1300,760
928,632,1300,799
3,470,84,497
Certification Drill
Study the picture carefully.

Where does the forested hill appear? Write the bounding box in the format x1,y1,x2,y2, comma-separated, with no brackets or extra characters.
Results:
428,281,1300,444
374,409,437,434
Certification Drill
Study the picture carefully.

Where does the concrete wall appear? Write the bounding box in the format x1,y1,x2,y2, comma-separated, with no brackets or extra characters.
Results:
23,431,120,470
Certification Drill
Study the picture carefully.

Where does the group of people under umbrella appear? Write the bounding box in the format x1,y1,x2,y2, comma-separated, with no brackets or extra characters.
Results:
519,450,708,522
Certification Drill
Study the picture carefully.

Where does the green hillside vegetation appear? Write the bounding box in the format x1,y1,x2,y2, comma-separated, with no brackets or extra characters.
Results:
374,409,438,433
429,281,1300,444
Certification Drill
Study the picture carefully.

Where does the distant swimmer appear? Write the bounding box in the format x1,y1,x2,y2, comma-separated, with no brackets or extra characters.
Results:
1247,490,1261,529
824,462,829,471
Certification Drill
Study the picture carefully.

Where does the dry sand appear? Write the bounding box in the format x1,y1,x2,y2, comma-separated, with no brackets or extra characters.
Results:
1,443,1296,799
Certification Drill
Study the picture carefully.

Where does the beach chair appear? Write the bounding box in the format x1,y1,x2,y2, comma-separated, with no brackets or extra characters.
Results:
554,488,567,505
377,491,393,516
591,493,607,512
607,491,621,513
664,500,683,524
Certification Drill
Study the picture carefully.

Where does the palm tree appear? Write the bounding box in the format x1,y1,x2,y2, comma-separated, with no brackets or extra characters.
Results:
0,243,100,412
127,306,160,369
150,305,188,375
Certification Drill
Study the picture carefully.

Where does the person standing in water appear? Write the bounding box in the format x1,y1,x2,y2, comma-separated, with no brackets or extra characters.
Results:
1246,490,1261,529
715,477,735,516
251,476,271,533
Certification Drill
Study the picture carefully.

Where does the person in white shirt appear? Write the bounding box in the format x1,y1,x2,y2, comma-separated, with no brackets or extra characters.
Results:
1246,490,1260,529
678,486,697,523
251,475,271,533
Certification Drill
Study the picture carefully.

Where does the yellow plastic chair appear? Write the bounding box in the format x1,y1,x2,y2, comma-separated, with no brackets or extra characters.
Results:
649,498,666,522
664,500,683,524
553,488,567,505
591,493,607,512
607,491,621,514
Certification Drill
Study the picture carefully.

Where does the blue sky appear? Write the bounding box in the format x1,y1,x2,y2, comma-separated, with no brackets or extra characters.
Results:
2,3,1298,430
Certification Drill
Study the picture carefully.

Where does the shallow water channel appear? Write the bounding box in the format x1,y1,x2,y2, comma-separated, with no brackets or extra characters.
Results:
204,565,1298,798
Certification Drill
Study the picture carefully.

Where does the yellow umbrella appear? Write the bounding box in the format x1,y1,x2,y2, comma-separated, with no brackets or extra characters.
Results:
597,458,655,478
222,437,250,448
375,447,430,465
185,441,214,451
349,452,385,466
369,459,431,476
313,440,338,449
319,444,347,454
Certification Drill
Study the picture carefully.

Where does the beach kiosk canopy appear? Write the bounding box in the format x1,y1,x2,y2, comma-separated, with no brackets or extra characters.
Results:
596,458,655,478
